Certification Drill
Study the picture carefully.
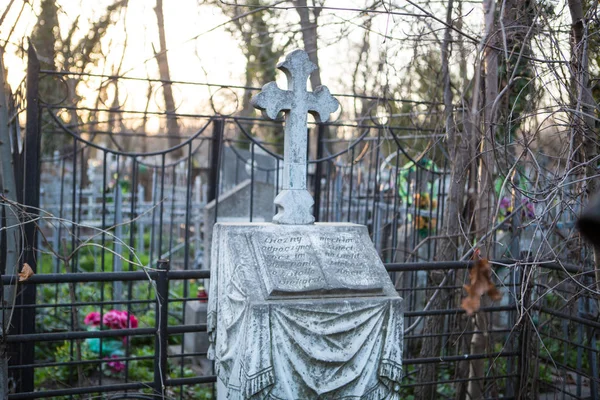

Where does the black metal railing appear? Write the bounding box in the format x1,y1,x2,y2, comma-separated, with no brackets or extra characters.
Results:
6,260,597,399
4,260,213,400
2,260,527,399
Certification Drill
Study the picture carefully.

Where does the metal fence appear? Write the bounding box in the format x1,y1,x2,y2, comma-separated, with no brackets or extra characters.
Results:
6,260,598,399
1,46,599,399
3,262,213,399
3,260,520,400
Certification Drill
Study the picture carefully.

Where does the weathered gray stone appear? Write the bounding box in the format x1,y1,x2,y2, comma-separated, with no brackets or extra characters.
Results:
207,49,403,400
208,223,403,399
219,146,278,193
203,179,275,271
249,227,385,298
251,49,339,225
184,300,209,354
182,300,213,373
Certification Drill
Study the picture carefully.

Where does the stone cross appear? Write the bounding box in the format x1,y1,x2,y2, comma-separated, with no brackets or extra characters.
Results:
251,49,339,225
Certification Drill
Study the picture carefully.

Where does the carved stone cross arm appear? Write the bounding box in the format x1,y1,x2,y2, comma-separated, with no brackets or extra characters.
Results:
251,49,339,225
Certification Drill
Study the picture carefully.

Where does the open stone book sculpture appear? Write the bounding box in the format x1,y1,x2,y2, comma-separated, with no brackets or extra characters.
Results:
207,49,404,399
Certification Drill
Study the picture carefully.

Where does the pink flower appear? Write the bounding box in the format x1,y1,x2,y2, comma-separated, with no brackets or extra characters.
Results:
197,287,208,303
128,313,138,328
522,199,536,219
103,310,124,329
499,197,511,211
105,356,126,373
84,312,101,326
102,310,139,329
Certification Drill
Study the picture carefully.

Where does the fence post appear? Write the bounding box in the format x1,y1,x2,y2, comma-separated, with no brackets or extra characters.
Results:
313,123,325,222
154,259,170,397
113,186,123,307
137,184,145,253
516,265,532,398
207,119,223,203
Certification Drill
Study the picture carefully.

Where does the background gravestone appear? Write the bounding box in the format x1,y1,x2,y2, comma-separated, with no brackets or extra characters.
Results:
219,146,279,192
202,179,275,271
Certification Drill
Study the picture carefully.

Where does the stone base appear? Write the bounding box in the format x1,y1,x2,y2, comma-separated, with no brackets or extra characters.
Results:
208,222,404,399
184,300,209,354
167,345,213,375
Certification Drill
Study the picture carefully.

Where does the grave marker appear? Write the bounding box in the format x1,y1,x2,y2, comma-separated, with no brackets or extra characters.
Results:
207,49,403,399
251,49,338,225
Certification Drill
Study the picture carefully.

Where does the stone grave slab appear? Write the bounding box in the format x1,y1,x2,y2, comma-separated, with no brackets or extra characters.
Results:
220,146,278,192
203,179,275,271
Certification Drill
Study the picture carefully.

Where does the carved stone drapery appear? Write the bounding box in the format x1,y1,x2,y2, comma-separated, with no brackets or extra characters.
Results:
207,223,404,399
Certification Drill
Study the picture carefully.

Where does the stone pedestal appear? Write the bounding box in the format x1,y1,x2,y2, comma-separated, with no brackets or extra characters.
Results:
208,222,403,399
183,300,213,373
184,301,209,353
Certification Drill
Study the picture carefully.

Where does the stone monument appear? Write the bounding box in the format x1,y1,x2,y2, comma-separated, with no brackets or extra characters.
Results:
207,49,403,399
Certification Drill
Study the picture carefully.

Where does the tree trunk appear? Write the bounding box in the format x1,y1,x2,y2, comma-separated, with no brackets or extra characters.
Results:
0,51,20,398
415,2,463,399
478,0,498,254
351,18,375,123
154,0,181,157
293,0,330,171
437,0,463,263
453,4,473,394
293,0,322,90
568,0,600,293
467,0,498,398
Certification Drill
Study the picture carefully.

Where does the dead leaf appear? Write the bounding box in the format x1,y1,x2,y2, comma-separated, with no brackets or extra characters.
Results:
415,193,430,209
415,216,428,230
461,257,502,316
414,194,438,210
18,263,34,282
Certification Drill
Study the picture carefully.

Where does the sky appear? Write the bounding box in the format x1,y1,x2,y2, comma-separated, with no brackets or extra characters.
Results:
3,0,245,111
0,0,485,132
